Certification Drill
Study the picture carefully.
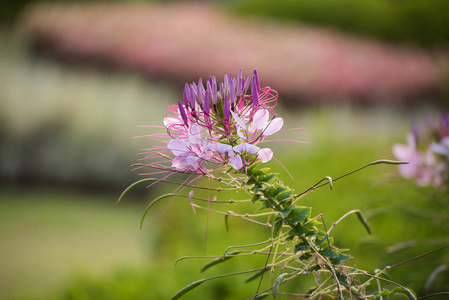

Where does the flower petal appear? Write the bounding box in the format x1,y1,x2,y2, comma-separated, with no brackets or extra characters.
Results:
248,109,269,133
258,148,273,163
230,155,243,170
168,139,189,156
263,118,284,136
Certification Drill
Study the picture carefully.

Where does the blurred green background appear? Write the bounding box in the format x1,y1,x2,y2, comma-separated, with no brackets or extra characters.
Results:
1,0,449,299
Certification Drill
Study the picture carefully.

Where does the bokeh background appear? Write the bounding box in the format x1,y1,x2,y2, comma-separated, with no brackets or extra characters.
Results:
1,0,449,299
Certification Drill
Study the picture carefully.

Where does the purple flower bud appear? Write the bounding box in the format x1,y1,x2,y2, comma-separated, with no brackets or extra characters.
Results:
178,100,188,126
237,68,242,81
219,82,225,100
224,95,230,121
183,83,190,108
209,82,217,106
224,74,228,92
251,79,259,107
189,84,197,109
253,70,261,93
230,78,236,110
204,90,210,116
197,78,204,106
244,75,251,93
211,77,218,105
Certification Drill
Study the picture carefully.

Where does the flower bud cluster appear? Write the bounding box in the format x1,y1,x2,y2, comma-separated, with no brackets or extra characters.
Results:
143,70,284,176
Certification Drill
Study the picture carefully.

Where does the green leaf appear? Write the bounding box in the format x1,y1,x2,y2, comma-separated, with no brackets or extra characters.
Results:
201,251,240,273
275,189,294,202
318,247,338,258
272,219,284,238
289,207,311,224
259,173,278,183
375,288,390,296
267,186,288,198
389,287,417,300
170,279,205,300
356,210,372,235
289,223,314,237
225,214,230,232
279,207,291,218
314,237,326,247
140,193,177,229
307,264,321,272
332,253,351,265
273,273,289,299
294,242,310,253
262,200,276,209
336,272,349,286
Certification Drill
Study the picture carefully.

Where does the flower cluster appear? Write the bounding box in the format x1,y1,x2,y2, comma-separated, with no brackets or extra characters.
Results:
393,113,449,187
139,70,284,180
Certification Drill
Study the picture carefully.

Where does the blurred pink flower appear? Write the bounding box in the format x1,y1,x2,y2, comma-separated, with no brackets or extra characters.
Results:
393,114,449,187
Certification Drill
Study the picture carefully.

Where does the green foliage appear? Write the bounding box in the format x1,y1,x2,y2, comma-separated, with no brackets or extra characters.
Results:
230,0,449,47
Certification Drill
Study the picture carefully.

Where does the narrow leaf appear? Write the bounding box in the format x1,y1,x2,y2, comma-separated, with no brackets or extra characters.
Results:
170,279,205,300
253,293,269,299
245,268,268,283
225,214,230,233
273,273,289,299
117,178,159,204
356,210,371,235
140,193,177,229
370,159,409,166
201,251,240,273
324,176,333,190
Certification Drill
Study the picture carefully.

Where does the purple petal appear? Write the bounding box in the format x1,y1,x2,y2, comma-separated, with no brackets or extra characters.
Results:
263,118,283,136
168,139,189,156
230,111,246,129
249,109,269,132
233,143,260,154
258,148,273,163
230,155,243,170
216,143,234,157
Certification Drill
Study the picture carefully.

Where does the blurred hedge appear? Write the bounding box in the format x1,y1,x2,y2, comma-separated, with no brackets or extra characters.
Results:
231,0,449,48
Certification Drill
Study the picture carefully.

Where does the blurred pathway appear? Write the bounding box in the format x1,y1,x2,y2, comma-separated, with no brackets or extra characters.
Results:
19,2,446,103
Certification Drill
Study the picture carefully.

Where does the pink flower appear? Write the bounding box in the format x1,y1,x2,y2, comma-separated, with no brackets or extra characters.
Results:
393,113,449,187
137,70,290,184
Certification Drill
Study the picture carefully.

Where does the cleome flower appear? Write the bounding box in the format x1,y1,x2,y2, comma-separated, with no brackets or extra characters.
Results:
393,113,449,187
137,70,287,182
